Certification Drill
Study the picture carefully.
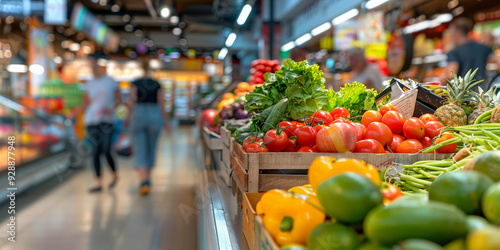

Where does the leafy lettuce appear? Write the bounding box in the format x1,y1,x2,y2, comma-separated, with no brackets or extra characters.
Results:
245,59,331,121
329,82,378,120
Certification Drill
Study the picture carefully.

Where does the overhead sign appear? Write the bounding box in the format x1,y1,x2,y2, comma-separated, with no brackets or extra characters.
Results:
70,2,119,52
44,0,66,25
0,0,61,24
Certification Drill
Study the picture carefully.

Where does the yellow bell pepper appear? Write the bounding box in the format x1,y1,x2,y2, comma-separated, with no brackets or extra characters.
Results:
308,156,381,192
256,189,326,247
287,185,322,209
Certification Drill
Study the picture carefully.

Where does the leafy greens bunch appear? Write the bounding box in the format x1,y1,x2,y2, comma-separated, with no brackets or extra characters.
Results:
245,59,331,122
329,82,378,121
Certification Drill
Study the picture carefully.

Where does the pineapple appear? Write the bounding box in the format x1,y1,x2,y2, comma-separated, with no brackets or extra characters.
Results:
468,87,495,124
434,69,483,127
490,90,500,123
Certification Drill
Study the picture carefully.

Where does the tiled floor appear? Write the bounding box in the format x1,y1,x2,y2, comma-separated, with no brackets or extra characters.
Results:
0,126,199,250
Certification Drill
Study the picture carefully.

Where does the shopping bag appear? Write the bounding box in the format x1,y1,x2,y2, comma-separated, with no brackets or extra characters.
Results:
115,133,132,157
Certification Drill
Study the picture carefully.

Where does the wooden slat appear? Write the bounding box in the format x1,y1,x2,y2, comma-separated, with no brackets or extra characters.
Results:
222,144,231,168
232,140,248,170
242,193,264,250
230,154,248,191
258,174,309,192
218,161,232,187
202,126,223,150
247,154,260,193
255,216,280,250
220,126,232,147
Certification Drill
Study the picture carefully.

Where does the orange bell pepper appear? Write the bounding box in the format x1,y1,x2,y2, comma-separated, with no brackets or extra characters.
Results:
381,182,404,205
308,156,381,191
256,189,326,246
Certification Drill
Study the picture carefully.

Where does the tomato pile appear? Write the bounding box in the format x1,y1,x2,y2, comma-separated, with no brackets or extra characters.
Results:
248,59,281,85
243,104,457,154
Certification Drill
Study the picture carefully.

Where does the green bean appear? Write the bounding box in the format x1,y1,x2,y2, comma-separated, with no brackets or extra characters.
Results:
422,137,461,153
474,109,494,124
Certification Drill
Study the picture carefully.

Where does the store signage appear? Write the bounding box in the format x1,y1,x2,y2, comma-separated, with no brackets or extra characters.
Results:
334,20,359,51
476,9,500,23
0,0,54,23
366,44,387,59
44,0,66,25
70,2,119,52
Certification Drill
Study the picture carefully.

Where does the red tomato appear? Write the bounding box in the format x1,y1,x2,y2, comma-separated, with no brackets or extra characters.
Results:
330,107,350,120
310,110,334,126
271,60,280,67
273,65,281,72
331,117,352,124
379,104,399,116
254,76,264,84
255,65,265,72
385,149,391,153
382,111,406,134
351,122,367,141
435,132,457,153
292,121,305,129
314,125,327,132
243,136,263,151
388,134,405,153
419,114,439,124
297,146,319,153
403,117,425,140
420,137,432,149
251,60,259,68
279,121,296,137
264,66,273,72
294,126,317,147
264,129,289,152
354,139,385,153
361,110,382,127
424,121,444,139
254,70,264,78
246,143,270,153
365,122,393,146
312,145,320,152
249,68,256,74
397,139,423,153
283,138,298,152
257,59,265,65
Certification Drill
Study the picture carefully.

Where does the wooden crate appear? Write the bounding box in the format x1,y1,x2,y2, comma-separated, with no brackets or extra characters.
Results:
218,160,232,187
231,140,451,193
243,193,280,250
202,126,223,150
220,126,232,147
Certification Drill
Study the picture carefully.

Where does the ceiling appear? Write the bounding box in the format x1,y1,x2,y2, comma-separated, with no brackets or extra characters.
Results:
73,0,255,52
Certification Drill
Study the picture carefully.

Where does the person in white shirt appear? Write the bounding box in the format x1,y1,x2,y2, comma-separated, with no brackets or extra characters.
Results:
346,48,384,91
71,56,122,192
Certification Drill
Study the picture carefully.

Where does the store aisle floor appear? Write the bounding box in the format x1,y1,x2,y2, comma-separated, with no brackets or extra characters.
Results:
0,125,199,250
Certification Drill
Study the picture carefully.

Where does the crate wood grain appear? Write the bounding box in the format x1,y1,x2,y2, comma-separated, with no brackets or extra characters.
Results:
243,193,280,250
202,126,223,150
218,160,232,187
220,126,232,147
231,140,451,193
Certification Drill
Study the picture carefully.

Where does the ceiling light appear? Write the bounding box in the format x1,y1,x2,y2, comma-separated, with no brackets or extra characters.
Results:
69,43,80,51
173,27,182,36
332,8,359,25
53,56,62,64
91,0,98,3
47,33,55,42
225,32,237,47
435,13,453,23
281,41,295,52
365,0,390,10
6,64,28,73
178,22,186,29
170,16,179,25
135,29,143,37
29,64,45,75
448,0,459,9
111,4,120,12
295,33,312,46
97,59,107,66
122,14,131,22
125,24,134,32
61,40,70,49
99,0,107,6
4,50,11,58
146,40,155,47
218,47,228,60
237,4,252,25
82,46,92,54
160,6,170,18
453,6,464,16
311,22,331,36
120,39,128,47
179,38,187,46
403,13,454,34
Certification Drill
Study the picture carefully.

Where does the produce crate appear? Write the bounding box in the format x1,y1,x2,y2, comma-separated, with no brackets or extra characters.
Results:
231,140,451,193
202,126,223,150
219,127,233,187
243,193,279,250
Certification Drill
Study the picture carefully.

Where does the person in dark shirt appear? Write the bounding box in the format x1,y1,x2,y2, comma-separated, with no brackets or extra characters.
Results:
127,59,171,195
445,17,493,89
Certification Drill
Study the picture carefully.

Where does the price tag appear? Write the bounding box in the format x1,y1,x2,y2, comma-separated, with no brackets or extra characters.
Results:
365,44,388,59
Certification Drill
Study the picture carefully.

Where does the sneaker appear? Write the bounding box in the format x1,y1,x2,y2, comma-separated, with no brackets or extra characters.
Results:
109,178,118,189
139,181,150,195
89,186,102,193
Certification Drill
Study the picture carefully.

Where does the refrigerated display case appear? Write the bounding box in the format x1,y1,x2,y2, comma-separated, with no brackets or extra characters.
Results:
0,94,67,172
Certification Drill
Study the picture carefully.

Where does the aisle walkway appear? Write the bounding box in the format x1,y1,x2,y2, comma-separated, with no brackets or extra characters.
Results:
0,126,199,250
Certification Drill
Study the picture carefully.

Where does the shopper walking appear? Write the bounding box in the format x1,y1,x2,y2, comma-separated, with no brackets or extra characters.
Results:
445,17,493,90
70,56,121,193
126,59,171,195
346,48,384,91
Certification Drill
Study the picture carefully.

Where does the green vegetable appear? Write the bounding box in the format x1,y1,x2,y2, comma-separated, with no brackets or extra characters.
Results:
329,82,378,121
466,215,491,233
262,98,288,132
245,59,331,125
398,239,443,250
364,201,467,246
429,172,493,215
307,222,360,250
316,173,383,224
482,182,500,224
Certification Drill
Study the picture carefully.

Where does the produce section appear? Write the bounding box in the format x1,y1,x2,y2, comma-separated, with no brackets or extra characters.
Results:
200,58,500,249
